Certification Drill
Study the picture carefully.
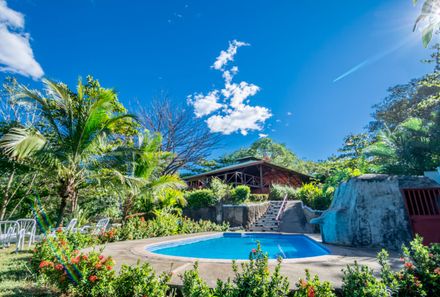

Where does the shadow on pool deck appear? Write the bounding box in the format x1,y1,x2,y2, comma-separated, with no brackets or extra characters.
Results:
84,232,402,289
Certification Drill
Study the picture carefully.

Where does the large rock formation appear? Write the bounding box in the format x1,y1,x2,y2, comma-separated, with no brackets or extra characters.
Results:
312,174,439,250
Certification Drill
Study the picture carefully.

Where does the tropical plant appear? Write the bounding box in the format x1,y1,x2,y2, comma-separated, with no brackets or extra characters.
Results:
341,262,388,297
185,189,217,209
0,77,135,226
413,0,440,47
230,185,250,204
295,183,333,210
269,184,298,200
293,269,336,297
103,132,186,220
366,116,440,175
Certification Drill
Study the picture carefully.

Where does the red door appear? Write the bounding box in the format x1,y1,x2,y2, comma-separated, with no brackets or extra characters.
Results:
402,188,440,245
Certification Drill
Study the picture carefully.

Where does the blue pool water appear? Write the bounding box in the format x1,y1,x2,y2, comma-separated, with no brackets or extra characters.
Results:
147,233,330,260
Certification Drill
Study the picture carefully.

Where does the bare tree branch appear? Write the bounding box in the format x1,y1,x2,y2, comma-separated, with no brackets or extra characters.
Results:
136,94,221,174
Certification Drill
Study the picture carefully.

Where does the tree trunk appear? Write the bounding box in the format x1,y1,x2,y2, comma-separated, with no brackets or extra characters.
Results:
56,177,76,227
0,168,16,220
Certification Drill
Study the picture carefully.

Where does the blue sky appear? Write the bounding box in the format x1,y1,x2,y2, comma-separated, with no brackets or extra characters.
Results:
0,0,434,161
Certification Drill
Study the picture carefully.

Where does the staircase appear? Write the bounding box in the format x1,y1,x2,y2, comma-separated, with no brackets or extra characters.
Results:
248,201,285,232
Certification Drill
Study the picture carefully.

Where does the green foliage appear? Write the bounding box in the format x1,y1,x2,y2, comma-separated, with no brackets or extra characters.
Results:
249,194,269,202
378,235,440,297
113,261,171,297
269,184,298,200
185,189,217,209
342,262,388,297
295,183,333,210
413,0,440,47
111,211,228,241
293,269,336,297
230,185,250,204
209,177,231,201
181,262,214,297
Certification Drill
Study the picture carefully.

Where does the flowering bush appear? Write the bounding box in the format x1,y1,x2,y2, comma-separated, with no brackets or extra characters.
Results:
378,235,440,297
113,261,171,297
181,262,213,297
293,269,335,297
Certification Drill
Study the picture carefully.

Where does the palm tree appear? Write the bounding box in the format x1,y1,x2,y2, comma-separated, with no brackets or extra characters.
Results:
0,77,135,226
104,132,186,221
366,117,438,175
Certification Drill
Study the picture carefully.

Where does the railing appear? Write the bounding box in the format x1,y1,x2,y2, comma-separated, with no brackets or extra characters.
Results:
275,194,288,221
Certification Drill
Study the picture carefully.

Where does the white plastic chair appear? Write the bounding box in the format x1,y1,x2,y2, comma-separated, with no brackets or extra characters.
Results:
80,218,110,235
17,219,36,248
0,221,20,251
49,218,78,236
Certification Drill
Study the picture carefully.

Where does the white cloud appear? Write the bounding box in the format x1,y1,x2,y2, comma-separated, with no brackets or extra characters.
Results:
0,0,43,79
187,90,222,117
259,133,268,138
207,105,271,136
212,40,249,70
287,111,292,116
188,40,272,135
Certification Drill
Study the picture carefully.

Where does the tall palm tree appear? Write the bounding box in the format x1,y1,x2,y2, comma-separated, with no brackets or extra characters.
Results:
0,77,134,226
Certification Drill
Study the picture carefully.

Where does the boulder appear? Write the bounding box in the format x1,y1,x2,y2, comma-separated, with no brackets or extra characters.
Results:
312,174,439,250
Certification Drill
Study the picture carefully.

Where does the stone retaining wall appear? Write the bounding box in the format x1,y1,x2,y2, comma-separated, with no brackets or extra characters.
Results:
183,202,270,228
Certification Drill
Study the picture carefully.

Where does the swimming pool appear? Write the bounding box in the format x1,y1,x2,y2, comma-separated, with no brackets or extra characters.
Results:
147,233,330,260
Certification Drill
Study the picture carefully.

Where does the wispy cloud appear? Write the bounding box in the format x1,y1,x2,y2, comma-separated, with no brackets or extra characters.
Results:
0,0,43,79
188,40,271,135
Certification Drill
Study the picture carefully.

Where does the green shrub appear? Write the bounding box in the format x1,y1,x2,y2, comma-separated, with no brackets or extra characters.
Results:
293,269,336,297
342,261,388,297
249,194,269,202
269,184,297,200
378,235,440,297
215,243,290,296
112,211,228,242
209,177,231,201
185,189,217,209
230,185,250,204
181,262,214,297
113,261,170,297
295,183,332,210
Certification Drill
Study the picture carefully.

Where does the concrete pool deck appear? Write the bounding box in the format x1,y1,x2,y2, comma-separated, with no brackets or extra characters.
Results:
89,232,402,289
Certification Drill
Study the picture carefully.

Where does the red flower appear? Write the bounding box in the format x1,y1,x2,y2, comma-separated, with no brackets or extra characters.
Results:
95,263,102,269
55,264,64,271
300,279,308,288
89,275,98,282
404,262,414,270
106,265,113,271
307,286,315,297
71,256,80,264
140,217,145,222
82,255,88,261
39,260,52,269
98,255,104,260
434,267,440,275
56,227,63,233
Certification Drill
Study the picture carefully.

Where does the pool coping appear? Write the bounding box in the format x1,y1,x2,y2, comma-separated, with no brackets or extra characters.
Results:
91,232,402,288
140,232,333,264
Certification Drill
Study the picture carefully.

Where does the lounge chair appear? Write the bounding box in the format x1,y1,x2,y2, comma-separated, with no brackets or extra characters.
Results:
79,218,110,235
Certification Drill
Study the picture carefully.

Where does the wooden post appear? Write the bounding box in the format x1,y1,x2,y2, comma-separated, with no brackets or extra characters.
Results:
259,165,264,190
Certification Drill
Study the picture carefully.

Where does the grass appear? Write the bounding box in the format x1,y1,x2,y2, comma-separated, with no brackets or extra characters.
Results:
0,246,58,297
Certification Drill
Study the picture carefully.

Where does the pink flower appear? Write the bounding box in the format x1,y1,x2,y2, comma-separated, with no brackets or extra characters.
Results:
95,263,102,269
55,264,64,271
251,248,257,253
98,255,104,260
434,267,440,275
89,275,98,282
